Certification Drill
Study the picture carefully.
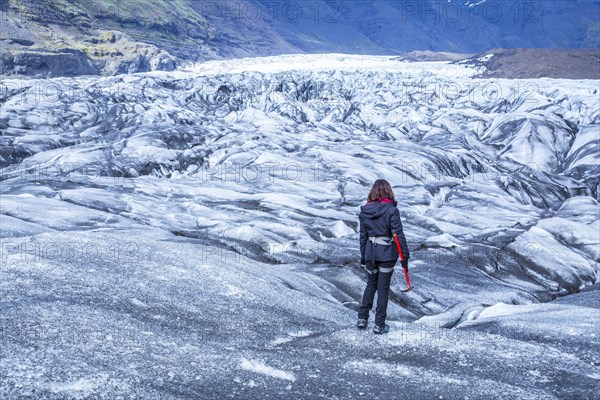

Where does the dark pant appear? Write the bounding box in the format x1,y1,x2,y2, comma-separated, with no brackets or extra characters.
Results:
358,260,396,327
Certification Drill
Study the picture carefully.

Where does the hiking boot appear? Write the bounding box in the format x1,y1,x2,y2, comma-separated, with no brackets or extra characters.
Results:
357,319,368,329
373,324,389,334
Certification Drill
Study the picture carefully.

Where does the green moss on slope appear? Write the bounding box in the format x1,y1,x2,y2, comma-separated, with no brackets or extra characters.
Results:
8,0,210,57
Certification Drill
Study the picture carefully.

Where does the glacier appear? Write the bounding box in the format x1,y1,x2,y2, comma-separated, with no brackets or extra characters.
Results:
0,54,599,399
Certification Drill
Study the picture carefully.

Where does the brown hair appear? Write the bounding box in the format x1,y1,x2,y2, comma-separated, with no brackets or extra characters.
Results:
367,179,395,202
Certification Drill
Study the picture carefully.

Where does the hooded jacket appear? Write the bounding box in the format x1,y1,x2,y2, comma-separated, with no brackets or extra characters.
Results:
359,199,410,265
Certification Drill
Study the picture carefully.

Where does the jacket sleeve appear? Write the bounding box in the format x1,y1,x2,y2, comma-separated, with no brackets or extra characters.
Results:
390,207,410,260
359,212,367,264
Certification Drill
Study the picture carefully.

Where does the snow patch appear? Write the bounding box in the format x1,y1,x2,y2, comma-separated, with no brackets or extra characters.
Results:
183,54,481,78
424,233,462,248
129,298,148,308
48,375,107,398
331,220,354,237
240,358,296,381
271,330,313,346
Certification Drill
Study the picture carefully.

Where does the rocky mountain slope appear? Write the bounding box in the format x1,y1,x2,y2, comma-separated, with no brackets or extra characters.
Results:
460,48,600,79
1,0,598,77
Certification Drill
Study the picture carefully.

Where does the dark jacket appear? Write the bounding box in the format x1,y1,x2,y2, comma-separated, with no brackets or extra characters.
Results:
359,200,410,264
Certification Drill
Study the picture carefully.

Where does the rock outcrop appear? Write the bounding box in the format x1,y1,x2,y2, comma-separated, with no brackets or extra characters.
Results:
0,48,98,77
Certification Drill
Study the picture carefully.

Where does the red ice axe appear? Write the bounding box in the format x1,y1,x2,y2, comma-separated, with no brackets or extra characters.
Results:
393,233,412,292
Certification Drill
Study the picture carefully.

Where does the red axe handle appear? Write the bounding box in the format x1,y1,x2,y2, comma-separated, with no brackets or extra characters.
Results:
393,233,412,291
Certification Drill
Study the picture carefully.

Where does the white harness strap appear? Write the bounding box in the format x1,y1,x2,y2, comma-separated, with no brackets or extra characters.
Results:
365,266,394,274
368,236,393,245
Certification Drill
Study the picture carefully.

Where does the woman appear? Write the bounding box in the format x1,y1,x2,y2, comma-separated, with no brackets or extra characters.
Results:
357,179,410,334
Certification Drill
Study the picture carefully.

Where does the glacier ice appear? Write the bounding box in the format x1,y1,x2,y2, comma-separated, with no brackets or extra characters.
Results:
1,55,598,399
